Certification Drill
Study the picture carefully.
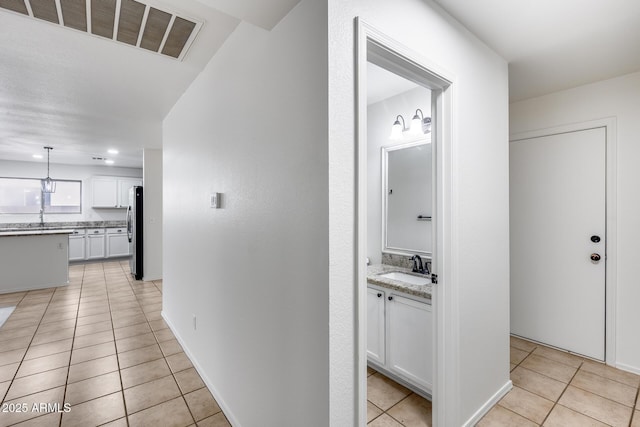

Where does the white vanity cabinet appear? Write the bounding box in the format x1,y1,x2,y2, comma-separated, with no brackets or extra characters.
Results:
68,230,86,261
387,293,432,391
86,228,106,259
106,228,129,258
367,287,386,364
367,284,433,395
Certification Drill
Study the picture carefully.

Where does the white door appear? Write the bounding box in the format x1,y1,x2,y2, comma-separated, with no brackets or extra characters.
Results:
510,127,606,360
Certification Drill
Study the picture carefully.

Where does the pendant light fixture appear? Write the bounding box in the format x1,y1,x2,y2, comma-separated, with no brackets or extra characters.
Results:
41,146,56,193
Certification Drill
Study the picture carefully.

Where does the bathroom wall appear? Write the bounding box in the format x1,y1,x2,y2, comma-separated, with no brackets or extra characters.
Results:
0,159,141,224
510,70,640,374
367,86,432,265
162,0,329,425
329,0,510,423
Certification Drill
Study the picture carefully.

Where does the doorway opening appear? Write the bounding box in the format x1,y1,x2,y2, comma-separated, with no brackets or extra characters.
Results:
355,19,454,426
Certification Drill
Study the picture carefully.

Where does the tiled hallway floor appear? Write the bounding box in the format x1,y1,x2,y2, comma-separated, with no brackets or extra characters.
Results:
367,367,432,426
479,336,640,426
0,261,229,427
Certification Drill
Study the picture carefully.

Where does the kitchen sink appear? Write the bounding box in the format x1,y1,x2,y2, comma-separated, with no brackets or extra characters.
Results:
378,271,430,286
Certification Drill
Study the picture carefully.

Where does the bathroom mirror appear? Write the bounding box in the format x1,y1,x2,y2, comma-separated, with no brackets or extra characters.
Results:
382,139,432,256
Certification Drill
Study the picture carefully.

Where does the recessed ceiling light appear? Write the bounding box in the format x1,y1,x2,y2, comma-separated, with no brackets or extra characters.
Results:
105,160,115,165
108,149,119,155
32,154,43,159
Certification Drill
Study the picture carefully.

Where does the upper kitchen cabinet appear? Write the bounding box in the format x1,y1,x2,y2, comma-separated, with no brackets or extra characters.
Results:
92,176,142,208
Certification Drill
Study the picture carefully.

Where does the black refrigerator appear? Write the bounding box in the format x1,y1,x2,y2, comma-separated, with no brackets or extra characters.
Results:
127,186,143,280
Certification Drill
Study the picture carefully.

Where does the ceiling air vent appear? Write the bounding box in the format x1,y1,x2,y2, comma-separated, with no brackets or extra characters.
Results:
0,0,201,61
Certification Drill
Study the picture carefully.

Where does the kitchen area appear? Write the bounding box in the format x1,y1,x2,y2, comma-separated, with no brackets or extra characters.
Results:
0,151,159,294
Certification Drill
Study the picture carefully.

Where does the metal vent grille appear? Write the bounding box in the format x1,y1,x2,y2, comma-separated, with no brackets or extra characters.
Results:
0,0,201,61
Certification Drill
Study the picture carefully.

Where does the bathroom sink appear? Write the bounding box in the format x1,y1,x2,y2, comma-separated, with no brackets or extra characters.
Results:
378,271,430,286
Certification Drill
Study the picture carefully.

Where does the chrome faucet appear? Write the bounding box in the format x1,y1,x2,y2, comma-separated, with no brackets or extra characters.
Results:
411,255,423,273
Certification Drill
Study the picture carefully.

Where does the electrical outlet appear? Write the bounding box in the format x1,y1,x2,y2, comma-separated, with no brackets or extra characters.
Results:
192,314,197,330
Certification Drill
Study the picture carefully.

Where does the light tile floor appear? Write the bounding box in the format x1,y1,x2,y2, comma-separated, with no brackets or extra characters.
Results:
367,367,432,426
479,336,640,426
0,261,230,427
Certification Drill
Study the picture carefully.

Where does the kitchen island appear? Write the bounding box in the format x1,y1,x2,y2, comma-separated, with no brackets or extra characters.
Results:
0,229,73,294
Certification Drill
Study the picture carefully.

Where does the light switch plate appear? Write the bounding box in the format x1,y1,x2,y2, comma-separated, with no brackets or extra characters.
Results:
210,193,221,208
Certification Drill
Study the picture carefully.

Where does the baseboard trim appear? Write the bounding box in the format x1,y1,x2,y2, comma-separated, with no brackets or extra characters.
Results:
162,311,240,427
615,362,640,376
461,380,512,427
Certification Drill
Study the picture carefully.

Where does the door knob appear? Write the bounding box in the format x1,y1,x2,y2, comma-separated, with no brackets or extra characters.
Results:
590,253,601,262
590,235,601,243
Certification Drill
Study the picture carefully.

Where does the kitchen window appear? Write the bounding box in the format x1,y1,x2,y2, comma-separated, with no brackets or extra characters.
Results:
0,177,82,214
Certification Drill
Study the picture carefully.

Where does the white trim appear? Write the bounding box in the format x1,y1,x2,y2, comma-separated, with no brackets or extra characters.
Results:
615,362,640,376
85,0,91,34
510,117,617,366
157,14,175,53
136,4,150,47
113,0,121,40
24,0,33,17
54,0,63,26
355,18,457,427
461,380,512,427
162,312,240,427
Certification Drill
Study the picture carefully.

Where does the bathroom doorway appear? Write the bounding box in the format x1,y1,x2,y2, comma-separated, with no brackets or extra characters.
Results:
355,19,453,426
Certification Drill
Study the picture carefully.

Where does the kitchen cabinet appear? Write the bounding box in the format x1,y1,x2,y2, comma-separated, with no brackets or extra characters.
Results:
367,287,386,365
118,178,140,209
367,284,433,394
68,230,86,261
86,228,106,259
92,176,141,208
106,228,129,257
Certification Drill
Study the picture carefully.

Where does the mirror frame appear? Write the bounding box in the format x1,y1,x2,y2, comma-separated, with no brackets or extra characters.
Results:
381,137,432,258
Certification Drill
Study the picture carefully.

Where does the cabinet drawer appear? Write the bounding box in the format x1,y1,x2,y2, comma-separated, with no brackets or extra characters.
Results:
87,228,106,235
107,228,126,234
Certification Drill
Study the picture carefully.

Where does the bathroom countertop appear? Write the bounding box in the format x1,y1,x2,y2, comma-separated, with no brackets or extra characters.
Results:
0,229,75,237
367,264,432,300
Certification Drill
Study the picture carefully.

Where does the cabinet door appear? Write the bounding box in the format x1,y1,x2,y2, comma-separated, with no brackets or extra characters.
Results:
387,294,432,391
86,234,106,259
107,232,130,257
68,236,86,261
367,287,386,364
92,178,118,207
118,178,141,208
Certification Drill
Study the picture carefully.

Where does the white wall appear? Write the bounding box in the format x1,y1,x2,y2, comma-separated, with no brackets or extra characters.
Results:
367,87,431,265
143,149,162,281
329,0,510,424
510,71,640,373
162,1,328,426
0,160,142,224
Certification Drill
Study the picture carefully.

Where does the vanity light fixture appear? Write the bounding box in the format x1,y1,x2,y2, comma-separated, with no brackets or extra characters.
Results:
409,109,432,136
41,146,56,193
389,115,407,140
108,149,119,155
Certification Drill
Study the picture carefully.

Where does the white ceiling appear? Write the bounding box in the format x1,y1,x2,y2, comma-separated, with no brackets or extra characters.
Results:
433,0,640,101
0,0,299,168
367,62,420,105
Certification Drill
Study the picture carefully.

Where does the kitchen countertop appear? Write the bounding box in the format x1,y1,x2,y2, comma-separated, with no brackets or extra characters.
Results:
367,264,432,300
0,221,126,232
0,229,76,237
